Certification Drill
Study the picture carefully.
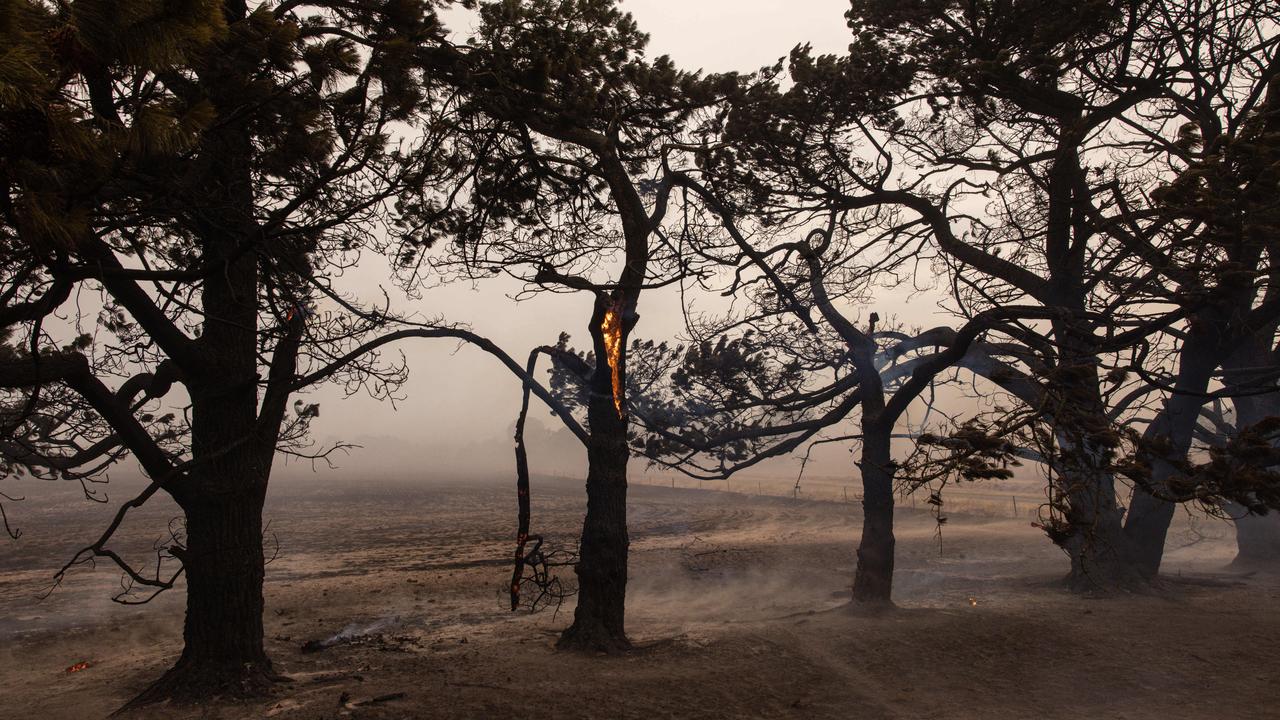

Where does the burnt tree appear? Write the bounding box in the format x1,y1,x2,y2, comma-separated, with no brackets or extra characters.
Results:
413,0,736,651
0,0,457,702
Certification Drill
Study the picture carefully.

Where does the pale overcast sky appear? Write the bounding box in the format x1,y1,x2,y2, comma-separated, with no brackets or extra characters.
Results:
294,2,918,483
617,1,853,72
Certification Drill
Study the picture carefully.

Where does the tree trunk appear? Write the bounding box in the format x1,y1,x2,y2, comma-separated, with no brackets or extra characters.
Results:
131,148,280,701
1226,371,1280,568
1229,505,1280,569
1123,333,1219,577
1121,443,1181,579
132,485,277,703
558,390,631,652
1047,334,1146,591
1056,430,1147,591
1051,414,1152,591
852,419,895,604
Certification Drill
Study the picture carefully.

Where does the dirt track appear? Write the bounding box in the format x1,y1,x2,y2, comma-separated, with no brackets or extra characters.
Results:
1,475,1276,719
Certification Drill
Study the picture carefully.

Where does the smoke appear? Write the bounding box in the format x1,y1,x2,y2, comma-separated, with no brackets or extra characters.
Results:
301,615,406,653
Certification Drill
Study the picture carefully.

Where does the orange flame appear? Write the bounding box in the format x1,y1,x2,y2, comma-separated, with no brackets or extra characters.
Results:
601,303,624,418
66,661,91,673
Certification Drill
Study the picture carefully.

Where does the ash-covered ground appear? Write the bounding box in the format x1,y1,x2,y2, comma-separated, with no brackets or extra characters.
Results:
1,474,1276,719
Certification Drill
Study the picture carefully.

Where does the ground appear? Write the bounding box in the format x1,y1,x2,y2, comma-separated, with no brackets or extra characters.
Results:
1,474,1276,719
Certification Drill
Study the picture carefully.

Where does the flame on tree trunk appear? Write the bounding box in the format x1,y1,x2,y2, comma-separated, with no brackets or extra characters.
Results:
600,300,625,419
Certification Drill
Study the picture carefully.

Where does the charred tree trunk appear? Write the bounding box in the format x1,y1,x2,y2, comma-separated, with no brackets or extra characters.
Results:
559,297,632,652
132,399,280,703
852,414,895,604
1057,437,1142,591
178,489,271,676
558,393,630,651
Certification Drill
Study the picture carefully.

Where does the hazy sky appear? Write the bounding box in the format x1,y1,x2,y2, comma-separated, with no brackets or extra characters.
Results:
297,1,919,482
443,1,855,73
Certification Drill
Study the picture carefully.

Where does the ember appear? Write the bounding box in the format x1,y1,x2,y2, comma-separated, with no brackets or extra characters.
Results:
65,661,91,674
600,302,625,418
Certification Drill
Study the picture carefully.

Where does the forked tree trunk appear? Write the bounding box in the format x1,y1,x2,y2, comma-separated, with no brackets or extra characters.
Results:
852,419,895,604
558,390,631,652
1056,431,1147,591
1049,343,1146,591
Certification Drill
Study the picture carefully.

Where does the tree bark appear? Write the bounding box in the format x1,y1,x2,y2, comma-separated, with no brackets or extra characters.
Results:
558,297,633,652
131,481,278,704
1057,454,1143,591
1048,332,1146,591
557,389,631,652
852,417,895,604
130,113,283,699
129,343,281,703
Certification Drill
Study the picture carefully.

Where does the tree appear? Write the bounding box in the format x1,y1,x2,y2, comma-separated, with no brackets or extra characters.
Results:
0,0,456,702
413,0,736,651
1110,15,1280,575
629,298,1036,604
838,0,1280,587
1200,389,1280,568
670,0,1277,590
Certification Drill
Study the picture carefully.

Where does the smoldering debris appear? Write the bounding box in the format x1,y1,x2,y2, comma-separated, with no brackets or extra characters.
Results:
301,616,405,653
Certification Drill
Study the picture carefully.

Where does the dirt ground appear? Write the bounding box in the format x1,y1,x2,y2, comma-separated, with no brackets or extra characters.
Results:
1,474,1276,719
